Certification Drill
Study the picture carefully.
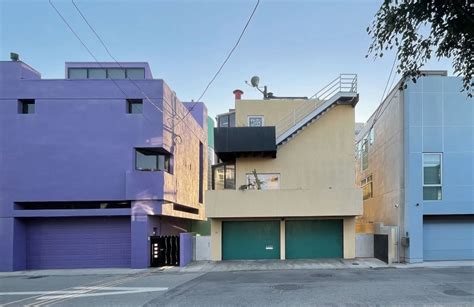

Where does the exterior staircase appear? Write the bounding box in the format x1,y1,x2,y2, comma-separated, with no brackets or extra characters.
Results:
275,74,358,146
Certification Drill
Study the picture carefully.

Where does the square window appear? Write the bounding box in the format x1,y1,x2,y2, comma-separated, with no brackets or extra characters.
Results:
18,99,35,114
423,187,442,201
127,99,143,114
248,115,264,127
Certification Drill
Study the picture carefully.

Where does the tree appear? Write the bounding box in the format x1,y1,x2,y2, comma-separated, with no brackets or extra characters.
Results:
367,0,473,97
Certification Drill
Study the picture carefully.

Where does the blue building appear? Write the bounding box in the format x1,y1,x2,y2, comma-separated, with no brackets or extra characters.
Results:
356,71,473,263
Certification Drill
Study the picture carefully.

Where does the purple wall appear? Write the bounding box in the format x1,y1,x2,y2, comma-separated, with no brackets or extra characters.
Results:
180,232,194,267
0,61,207,271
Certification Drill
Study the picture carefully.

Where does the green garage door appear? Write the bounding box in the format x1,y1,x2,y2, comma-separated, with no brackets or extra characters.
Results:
222,221,280,260
286,219,343,259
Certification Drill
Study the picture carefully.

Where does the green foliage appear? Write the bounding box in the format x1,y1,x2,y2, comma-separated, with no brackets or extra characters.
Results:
367,0,473,97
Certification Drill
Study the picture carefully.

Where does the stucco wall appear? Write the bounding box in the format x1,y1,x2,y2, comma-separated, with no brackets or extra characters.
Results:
355,86,405,229
235,99,315,127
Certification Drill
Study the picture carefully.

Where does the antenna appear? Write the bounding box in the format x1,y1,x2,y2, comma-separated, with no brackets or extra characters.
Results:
250,76,259,87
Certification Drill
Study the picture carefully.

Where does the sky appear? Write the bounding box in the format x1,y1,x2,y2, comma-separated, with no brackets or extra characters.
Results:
0,0,454,122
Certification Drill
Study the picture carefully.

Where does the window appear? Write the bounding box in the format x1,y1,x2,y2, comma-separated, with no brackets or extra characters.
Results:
126,68,145,79
135,148,171,172
423,153,442,200
248,115,264,127
217,112,235,127
18,99,35,114
212,163,235,190
127,99,143,114
198,142,204,203
68,68,87,79
361,139,369,170
67,67,145,79
361,175,373,200
369,128,375,145
88,68,107,79
107,68,126,79
246,173,280,190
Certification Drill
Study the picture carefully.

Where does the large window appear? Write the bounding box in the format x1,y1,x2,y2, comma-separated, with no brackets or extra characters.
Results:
217,112,235,127
135,148,171,172
423,153,442,200
361,175,373,200
361,139,369,171
212,163,235,190
246,173,280,190
68,67,145,80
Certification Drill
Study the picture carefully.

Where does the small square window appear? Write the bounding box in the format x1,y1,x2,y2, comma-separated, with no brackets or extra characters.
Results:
248,115,264,127
18,99,35,114
127,99,143,114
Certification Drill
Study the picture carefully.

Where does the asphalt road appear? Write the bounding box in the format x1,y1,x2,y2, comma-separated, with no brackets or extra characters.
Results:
1,267,473,306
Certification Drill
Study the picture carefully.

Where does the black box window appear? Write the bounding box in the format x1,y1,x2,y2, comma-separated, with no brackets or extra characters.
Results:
135,148,171,172
127,99,143,114
19,99,35,114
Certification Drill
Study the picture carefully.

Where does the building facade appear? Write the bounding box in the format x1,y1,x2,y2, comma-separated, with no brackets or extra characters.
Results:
0,60,207,271
207,75,362,261
356,71,473,263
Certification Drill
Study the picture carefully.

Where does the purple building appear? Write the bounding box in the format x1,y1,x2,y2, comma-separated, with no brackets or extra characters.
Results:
0,59,207,271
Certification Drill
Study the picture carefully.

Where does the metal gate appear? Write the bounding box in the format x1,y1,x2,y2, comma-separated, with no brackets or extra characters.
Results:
150,235,180,267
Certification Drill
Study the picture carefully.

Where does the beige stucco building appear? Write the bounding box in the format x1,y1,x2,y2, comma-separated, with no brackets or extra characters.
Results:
206,75,362,261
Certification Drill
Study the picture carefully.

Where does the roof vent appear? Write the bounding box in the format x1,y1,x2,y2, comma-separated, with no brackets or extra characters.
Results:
10,52,19,61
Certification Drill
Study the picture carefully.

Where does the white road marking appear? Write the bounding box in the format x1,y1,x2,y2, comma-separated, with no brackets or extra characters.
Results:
0,286,168,299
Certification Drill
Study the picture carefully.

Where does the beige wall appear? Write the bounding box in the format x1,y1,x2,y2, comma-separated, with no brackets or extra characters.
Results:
355,86,405,230
162,84,207,220
206,104,362,218
235,99,319,127
210,216,356,261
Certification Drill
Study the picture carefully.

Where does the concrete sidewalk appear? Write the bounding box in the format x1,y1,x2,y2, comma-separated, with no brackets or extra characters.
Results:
393,260,474,269
177,258,388,273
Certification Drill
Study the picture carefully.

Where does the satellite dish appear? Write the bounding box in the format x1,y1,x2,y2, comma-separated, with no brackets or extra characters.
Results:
250,76,260,87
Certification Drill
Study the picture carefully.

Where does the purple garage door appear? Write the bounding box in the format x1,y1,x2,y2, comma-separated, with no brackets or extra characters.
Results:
26,217,131,269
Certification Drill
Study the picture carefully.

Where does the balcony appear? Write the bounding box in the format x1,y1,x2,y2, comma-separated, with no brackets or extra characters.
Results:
214,127,277,162
205,188,363,218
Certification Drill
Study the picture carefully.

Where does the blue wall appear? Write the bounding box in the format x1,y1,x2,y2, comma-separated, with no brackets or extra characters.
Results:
404,75,474,262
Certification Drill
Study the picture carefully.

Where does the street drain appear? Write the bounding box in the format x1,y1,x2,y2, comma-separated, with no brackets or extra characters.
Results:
310,273,333,278
443,289,472,297
272,284,302,291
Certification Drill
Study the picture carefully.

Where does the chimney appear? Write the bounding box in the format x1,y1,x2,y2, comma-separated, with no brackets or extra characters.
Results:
233,89,243,100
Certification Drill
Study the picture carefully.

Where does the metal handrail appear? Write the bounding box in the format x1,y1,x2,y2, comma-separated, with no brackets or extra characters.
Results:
275,74,357,138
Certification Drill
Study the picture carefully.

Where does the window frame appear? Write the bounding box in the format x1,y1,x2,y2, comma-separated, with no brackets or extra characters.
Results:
361,139,369,171
422,152,443,201
127,99,143,114
135,148,172,173
211,162,236,190
18,99,35,114
247,115,265,127
361,174,373,200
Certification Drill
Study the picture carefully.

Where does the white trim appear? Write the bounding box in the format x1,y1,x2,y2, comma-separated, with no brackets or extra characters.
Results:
422,152,443,201
247,115,265,127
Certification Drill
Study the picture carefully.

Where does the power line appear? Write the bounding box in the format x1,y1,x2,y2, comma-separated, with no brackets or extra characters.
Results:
49,0,203,144
176,0,260,127
70,0,205,143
